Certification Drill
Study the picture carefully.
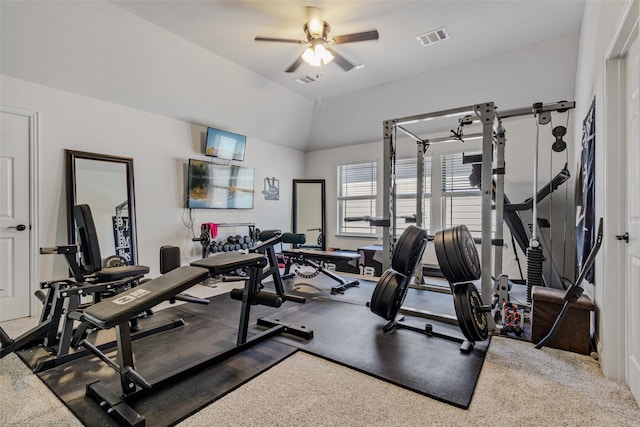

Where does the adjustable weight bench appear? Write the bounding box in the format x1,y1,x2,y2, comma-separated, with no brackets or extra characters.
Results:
81,252,312,427
282,249,360,294
0,204,152,372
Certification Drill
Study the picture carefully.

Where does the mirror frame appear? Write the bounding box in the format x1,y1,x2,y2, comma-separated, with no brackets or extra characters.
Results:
292,179,326,251
65,149,139,265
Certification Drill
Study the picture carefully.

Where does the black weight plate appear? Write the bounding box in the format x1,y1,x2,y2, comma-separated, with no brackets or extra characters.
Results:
434,228,458,284
452,225,481,281
450,226,473,282
391,225,428,276
370,269,408,320
452,282,489,342
445,226,468,283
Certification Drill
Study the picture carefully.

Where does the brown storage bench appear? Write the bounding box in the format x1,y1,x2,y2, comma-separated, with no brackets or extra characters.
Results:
530,286,595,354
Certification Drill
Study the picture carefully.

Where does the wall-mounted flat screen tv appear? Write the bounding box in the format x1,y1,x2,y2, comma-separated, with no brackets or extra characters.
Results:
187,159,254,209
205,127,246,161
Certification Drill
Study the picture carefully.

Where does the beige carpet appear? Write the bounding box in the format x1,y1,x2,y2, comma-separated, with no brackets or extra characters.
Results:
2,296,639,426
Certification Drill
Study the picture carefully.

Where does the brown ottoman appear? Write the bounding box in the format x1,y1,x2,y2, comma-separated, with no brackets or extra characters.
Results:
530,286,595,354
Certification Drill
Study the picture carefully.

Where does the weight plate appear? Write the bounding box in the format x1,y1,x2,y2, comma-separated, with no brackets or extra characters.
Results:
370,269,408,320
435,225,481,283
450,226,473,282
104,255,128,268
392,225,428,276
434,229,458,284
445,226,468,283
452,282,489,342
452,225,480,281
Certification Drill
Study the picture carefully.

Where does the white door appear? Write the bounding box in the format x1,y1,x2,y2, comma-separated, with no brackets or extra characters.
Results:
0,109,31,321
626,32,640,404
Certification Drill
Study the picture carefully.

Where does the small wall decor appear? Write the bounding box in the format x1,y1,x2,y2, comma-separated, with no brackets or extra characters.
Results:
262,177,280,201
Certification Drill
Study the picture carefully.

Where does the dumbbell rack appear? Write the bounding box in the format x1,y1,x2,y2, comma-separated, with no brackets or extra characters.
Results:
193,223,256,257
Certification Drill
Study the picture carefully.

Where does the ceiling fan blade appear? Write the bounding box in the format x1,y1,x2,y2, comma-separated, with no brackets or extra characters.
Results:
255,36,306,44
327,48,354,72
285,55,305,73
332,30,379,45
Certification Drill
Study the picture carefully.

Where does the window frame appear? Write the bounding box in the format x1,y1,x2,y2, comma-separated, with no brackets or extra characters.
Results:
336,160,378,237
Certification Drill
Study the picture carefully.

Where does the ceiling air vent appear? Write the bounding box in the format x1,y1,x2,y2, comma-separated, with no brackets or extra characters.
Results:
416,27,449,46
294,74,318,85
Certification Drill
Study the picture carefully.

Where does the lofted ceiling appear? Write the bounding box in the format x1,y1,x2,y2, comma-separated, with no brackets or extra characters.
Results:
1,1,586,151
112,0,586,101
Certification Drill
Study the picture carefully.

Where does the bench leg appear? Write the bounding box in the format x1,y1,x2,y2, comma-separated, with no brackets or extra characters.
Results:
237,265,261,346
116,322,137,395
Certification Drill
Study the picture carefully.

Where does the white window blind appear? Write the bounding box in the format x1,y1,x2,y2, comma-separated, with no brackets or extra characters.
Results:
395,157,431,235
337,161,377,235
441,153,482,232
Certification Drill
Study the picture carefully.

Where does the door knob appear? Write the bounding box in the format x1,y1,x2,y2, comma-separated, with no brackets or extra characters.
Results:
615,232,629,243
6,224,27,231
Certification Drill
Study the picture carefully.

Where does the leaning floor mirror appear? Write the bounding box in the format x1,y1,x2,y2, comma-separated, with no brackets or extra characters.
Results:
65,150,138,266
292,179,326,251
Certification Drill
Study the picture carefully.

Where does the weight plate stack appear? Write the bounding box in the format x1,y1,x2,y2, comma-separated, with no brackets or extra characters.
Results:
391,225,429,276
452,282,489,342
370,269,408,321
434,225,481,284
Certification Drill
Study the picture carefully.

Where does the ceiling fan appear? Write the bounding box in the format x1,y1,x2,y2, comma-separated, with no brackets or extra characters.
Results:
254,6,379,73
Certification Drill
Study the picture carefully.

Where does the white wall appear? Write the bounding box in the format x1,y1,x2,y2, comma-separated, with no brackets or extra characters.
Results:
0,0,314,150
0,75,305,279
572,0,636,381
308,32,580,150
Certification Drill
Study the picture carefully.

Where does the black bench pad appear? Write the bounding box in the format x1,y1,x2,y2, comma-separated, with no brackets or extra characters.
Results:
282,249,360,262
83,266,210,329
190,252,267,275
96,265,150,281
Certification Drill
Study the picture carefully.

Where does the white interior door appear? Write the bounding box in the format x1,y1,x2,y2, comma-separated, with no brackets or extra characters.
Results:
626,31,640,405
0,109,31,321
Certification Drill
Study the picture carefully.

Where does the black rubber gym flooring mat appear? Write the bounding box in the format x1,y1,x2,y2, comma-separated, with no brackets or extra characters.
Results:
264,276,490,409
31,303,298,427
25,274,489,425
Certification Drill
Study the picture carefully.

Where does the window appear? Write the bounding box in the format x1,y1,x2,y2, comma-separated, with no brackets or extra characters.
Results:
440,152,482,233
395,157,431,235
391,152,481,236
337,161,377,236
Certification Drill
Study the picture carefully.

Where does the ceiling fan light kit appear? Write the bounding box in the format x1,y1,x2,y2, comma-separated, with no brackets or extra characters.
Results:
255,6,379,73
302,40,334,66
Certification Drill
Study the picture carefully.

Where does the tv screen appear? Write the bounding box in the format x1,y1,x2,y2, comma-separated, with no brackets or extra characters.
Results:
205,127,246,161
187,159,254,209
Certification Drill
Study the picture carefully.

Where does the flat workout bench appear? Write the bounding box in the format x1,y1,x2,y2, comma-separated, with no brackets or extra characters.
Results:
282,249,360,294
83,266,210,329
81,251,311,427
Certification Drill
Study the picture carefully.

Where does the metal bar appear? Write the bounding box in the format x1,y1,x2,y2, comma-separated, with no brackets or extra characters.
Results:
393,104,481,126
396,125,423,142
477,103,495,302
493,122,506,278
416,143,424,229
399,306,459,326
382,120,394,271
396,128,483,145
497,101,575,120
